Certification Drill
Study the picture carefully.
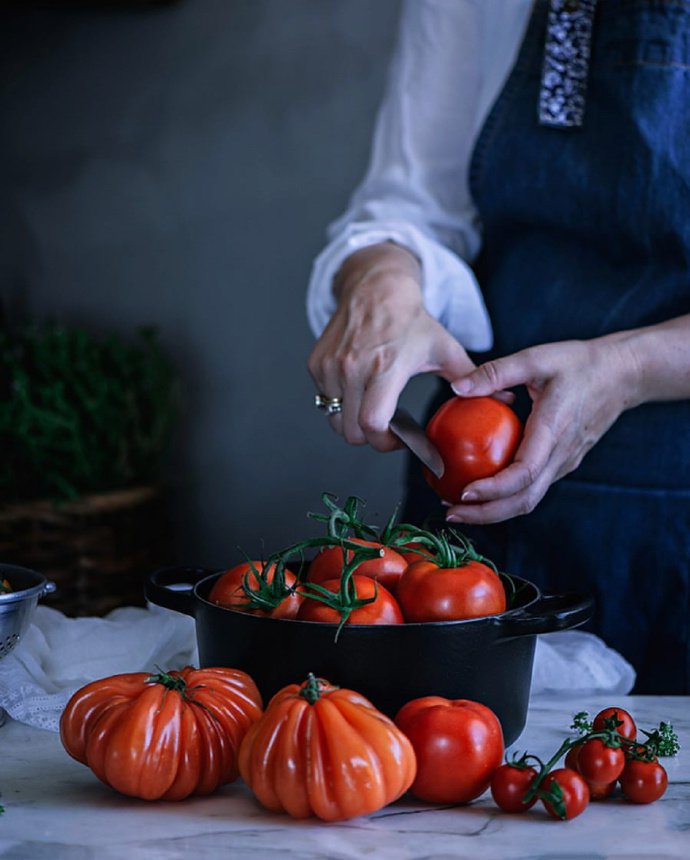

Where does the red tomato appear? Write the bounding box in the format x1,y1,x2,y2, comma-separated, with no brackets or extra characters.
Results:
576,739,626,786
209,562,303,620
588,780,617,800
297,575,403,625
564,745,581,771
490,763,538,813
396,559,506,622
424,396,523,502
394,697,504,803
541,768,590,820
308,539,408,594
620,759,668,804
592,707,637,741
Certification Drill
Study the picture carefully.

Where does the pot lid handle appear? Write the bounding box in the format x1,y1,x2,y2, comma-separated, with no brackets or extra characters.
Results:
145,566,213,617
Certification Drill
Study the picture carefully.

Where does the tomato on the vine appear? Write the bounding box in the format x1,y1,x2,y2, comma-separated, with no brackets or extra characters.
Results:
424,396,522,502
541,768,590,820
209,561,302,620
620,759,668,804
308,539,408,594
394,697,504,804
576,738,626,786
490,763,538,813
397,558,506,622
592,707,637,741
297,575,403,625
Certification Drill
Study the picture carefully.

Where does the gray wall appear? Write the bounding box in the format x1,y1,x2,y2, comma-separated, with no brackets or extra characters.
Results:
0,0,441,567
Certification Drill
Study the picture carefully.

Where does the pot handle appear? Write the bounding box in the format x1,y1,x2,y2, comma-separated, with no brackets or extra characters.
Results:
495,592,594,639
145,566,215,618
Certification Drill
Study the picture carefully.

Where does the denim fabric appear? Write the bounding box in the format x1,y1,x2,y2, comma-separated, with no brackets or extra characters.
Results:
404,0,690,692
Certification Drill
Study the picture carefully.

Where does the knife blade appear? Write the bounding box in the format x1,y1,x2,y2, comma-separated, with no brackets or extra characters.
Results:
389,408,445,479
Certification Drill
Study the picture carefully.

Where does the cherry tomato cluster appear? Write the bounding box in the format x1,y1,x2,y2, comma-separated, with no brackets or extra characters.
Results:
490,706,678,820
208,493,510,633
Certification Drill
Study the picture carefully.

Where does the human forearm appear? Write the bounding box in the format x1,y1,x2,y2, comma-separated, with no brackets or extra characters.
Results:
610,314,690,407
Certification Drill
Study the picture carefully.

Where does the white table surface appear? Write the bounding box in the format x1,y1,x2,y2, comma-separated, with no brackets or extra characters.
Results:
1,694,688,860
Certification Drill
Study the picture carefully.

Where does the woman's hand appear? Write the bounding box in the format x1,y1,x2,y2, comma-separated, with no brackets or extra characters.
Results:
445,336,638,524
308,242,475,451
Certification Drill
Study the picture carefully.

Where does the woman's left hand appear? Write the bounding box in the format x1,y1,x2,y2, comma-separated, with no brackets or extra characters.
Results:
445,337,637,524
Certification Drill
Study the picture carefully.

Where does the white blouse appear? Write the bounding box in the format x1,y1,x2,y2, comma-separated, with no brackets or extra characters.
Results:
306,0,533,352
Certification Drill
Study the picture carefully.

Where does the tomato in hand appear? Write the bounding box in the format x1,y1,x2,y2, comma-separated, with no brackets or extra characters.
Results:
394,697,504,803
424,396,523,502
490,763,538,813
396,558,506,622
576,738,626,786
297,575,403,625
620,759,668,804
209,561,302,620
238,674,416,820
592,707,637,741
541,768,590,820
308,539,408,594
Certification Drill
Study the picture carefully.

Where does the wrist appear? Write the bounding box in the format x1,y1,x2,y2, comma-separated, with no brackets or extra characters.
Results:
333,242,422,304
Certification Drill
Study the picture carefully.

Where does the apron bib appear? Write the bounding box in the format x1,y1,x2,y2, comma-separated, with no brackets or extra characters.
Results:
404,0,690,693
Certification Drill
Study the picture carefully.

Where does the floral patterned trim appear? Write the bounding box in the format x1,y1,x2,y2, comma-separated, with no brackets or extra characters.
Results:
538,0,598,128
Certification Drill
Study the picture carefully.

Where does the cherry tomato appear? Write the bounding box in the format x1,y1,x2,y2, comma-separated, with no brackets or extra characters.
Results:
297,575,403,625
209,562,303,620
490,763,538,813
541,768,590,820
588,780,617,800
394,697,504,803
564,745,581,771
576,739,626,786
308,539,408,594
620,759,668,804
396,559,506,622
592,707,637,741
424,396,523,502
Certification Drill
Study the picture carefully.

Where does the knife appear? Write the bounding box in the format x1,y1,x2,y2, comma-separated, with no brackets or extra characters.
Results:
389,408,445,479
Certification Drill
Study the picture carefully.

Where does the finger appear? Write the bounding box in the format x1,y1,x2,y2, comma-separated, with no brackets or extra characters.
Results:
428,329,476,382
359,369,409,452
445,466,555,524
450,350,542,398
456,418,558,504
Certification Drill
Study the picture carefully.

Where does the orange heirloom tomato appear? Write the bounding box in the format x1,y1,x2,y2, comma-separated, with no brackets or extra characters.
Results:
424,396,522,502
238,674,417,821
60,667,263,801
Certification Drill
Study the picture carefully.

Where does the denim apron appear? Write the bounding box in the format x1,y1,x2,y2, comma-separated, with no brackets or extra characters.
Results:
404,0,690,693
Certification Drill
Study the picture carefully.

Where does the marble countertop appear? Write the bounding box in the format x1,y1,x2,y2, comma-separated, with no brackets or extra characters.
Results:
1,694,688,859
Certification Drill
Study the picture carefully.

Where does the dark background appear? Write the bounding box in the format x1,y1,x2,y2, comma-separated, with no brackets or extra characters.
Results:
0,0,441,566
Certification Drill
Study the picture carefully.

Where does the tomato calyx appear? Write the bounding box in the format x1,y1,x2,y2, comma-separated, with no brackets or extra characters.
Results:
307,492,372,540
298,672,336,704
298,545,385,639
146,670,188,695
236,554,298,614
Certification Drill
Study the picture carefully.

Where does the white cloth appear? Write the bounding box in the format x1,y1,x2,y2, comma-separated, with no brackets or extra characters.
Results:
306,0,533,350
0,605,198,732
0,606,633,732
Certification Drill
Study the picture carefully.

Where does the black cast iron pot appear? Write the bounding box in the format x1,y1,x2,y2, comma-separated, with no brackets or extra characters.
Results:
146,566,593,746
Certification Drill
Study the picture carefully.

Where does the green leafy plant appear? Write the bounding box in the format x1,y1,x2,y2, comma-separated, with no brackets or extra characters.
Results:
0,322,178,502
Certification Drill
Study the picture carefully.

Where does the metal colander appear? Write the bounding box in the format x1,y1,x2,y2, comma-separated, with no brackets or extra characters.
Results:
0,564,56,660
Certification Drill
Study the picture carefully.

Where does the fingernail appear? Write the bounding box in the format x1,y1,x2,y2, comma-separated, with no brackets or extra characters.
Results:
445,513,462,523
461,490,478,503
452,378,474,395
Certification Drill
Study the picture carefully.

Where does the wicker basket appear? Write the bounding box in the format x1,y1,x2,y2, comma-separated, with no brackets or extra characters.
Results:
0,486,177,617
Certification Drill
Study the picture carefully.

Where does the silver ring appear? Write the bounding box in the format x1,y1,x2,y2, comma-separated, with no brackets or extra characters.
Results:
315,393,343,415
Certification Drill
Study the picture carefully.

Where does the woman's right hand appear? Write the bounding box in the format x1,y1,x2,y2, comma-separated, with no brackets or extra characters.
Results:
308,242,475,452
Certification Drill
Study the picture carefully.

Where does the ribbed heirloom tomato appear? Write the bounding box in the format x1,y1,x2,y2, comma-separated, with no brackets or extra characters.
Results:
424,396,523,502
238,674,416,820
60,667,263,801
394,697,504,803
